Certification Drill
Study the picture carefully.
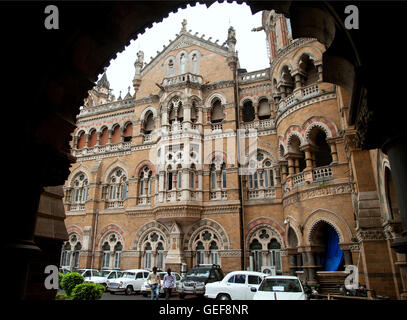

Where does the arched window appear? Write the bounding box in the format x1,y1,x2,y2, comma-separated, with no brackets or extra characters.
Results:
196,241,205,265
247,153,275,199
180,54,186,74
102,242,110,269
242,100,255,122
156,242,164,270
258,98,271,120
67,172,89,211
60,234,82,269
88,129,97,147
123,122,133,142
288,136,306,172
168,60,174,76
209,241,219,265
192,54,198,73
249,228,282,272
308,127,332,167
139,166,152,198
144,242,152,270
193,229,221,265
77,131,86,149
167,165,173,191
280,65,294,95
191,101,198,123
177,165,182,189
177,103,184,123
221,163,227,189
114,241,123,269
111,125,121,144
299,54,319,86
105,168,128,208
190,164,197,189
210,163,216,190
211,99,224,123
99,127,109,146
141,231,166,270
144,112,155,135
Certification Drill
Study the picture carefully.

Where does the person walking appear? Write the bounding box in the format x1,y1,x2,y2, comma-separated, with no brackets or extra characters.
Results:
146,266,160,300
163,268,176,300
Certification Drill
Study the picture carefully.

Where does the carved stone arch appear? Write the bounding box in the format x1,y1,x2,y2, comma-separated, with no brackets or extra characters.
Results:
140,106,158,122
184,219,231,251
246,145,278,166
132,159,156,178
285,128,305,152
99,124,109,134
245,217,286,250
164,55,176,76
66,225,84,240
284,216,303,247
205,92,227,110
275,60,294,82
133,221,170,250
255,94,273,105
96,224,126,250
292,46,323,71
87,127,98,135
109,122,122,132
163,90,187,106
67,165,92,185
303,116,338,143
102,159,130,183
303,209,354,245
278,142,286,160
239,95,256,107
204,150,231,169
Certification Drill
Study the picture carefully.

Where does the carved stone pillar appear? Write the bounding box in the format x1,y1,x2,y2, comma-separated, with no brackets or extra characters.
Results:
183,101,192,130
287,158,295,176
328,140,338,163
108,129,113,144
294,73,302,89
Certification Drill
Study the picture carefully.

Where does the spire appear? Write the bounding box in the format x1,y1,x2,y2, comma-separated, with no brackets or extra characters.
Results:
227,26,237,53
97,67,110,89
124,86,132,99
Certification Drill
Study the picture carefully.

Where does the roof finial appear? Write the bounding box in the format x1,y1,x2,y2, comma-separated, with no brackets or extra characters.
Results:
181,19,187,32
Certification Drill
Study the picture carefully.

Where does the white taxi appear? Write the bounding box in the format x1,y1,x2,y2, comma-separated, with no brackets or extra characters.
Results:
106,269,150,295
252,276,306,300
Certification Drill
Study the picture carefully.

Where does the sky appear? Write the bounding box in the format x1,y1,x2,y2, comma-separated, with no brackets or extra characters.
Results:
101,2,269,98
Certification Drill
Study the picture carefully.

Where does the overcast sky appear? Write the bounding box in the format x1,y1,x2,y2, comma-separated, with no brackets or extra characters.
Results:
102,2,269,98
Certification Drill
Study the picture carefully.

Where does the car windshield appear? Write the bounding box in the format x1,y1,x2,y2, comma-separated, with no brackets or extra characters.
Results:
99,271,111,277
122,272,135,278
186,268,211,278
259,278,302,293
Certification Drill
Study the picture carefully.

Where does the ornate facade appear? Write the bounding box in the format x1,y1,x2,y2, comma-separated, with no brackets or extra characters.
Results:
61,13,406,299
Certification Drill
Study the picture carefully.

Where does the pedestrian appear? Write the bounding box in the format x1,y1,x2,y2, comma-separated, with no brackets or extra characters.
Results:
146,266,160,300
163,268,176,300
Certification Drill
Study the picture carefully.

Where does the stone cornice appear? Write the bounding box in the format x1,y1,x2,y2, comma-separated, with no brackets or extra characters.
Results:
78,98,134,119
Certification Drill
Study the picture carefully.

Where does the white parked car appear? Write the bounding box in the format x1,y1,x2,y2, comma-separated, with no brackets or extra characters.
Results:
252,276,306,300
73,268,99,279
106,269,150,295
84,270,123,287
204,271,266,300
140,272,182,297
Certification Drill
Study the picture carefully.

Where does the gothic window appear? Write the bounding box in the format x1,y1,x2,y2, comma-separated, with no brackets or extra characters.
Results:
249,228,282,272
191,101,198,123
114,242,123,269
105,168,128,207
211,98,224,123
111,124,121,144
221,163,227,189
144,112,155,134
299,54,318,86
167,165,173,191
287,136,306,171
88,129,97,147
180,54,186,74
242,100,255,122
308,127,332,167
141,231,167,270
156,242,164,270
192,229,221,266
139,166,153,198
144,242,152,269
99,127,109,146
169,106,176,125
258,98,271,120
210,163,216,190
190,164,197,189
177,165,182,189
123,122,133,142
168,60,174,76
280,65,294,94
60,234,82,269
77,131,86,150
67,172,89,210
102,242,110,268
192,54,198,74
248,153,275,194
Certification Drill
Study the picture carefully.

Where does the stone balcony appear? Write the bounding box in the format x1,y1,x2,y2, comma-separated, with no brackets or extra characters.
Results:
247,188,276,200
72,141,132,158
242,118,275,131
277,83,320,114
238,68,270,83
161,72,203,88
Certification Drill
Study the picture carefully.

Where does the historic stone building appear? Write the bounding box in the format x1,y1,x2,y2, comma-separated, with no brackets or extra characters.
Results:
61,12,406,299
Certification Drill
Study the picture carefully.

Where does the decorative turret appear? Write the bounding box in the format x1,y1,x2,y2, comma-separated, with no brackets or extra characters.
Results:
97,67,110,89
133,50,144,98
180,19,187,33
124,86,132,100
226,26,238,71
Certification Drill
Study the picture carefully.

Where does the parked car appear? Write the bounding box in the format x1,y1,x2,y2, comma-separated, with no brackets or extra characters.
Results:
84,270,123,287
59,267,71,274
252,276,307,300
106,269,150,295
141,272,182,297
73,268,100,279
177,264,224,299
204,270,266,300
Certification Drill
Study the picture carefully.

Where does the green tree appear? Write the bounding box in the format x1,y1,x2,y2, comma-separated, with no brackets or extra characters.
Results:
60,272,84,296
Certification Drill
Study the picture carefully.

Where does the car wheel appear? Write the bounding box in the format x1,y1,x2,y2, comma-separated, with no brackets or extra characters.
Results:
217,294,231,300
125,286,133,295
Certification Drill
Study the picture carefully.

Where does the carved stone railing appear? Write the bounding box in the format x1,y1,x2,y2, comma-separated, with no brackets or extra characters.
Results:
238,69,269,83
68,203,85,211
106,200,124,209
138,197,151,205
277,83,319,114
144,134,152,143
313,166,333,182
211,123,223,132
73,141,132,158
242,118,275,130
162,73,203,87
292,172,305,187
248,188,276,200
210,191,227,201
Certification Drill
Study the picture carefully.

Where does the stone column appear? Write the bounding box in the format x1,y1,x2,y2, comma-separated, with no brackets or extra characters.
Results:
294,73,302,89
280,161,288,181
328,140,338,163
254,102,259,121
183,101,192,130
317,64,323,81
287,158,295,176
294,158,300,174
108,129,113,144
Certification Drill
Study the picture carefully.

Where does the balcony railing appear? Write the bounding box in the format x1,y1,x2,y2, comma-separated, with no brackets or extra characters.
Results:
243,118,275,130
292,172,305,187
210,191,227,201
313,166,333,182
248,188,276,200
69,203,85,211
211,123,222,132
162,73,203,87
238,69,269,82
277,83,320,113
144,134,152,143
138,197,151,205
74,141,132,157
106,200,124,209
